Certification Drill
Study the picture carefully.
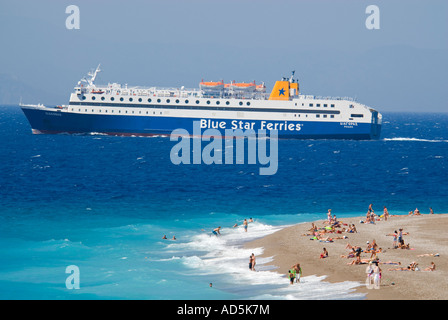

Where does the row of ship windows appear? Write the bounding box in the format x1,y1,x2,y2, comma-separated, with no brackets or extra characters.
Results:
72,108,338,118
81,95,340,109
295,103,336,108
81,95,253,106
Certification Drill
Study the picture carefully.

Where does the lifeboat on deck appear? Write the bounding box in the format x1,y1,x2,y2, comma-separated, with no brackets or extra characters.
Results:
255,82,266,93
199,79,224,92
229,80,256,92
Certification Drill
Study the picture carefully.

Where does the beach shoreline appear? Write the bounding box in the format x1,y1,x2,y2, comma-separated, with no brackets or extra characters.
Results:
245,213,448,300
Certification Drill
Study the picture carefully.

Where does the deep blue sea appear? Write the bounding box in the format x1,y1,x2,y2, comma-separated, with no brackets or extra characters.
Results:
0,105,447,299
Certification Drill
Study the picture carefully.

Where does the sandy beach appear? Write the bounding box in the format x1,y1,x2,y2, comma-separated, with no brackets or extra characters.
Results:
245,213,448,300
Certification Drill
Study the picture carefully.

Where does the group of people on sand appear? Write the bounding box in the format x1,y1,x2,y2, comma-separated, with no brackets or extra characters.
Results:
388,261,436,272
387,228,410,249
304,212,356,243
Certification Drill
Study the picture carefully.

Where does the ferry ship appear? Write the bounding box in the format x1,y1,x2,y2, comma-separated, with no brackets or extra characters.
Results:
20,65,382,139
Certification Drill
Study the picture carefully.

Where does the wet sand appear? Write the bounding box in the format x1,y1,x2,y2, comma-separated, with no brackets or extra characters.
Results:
245,214,447,300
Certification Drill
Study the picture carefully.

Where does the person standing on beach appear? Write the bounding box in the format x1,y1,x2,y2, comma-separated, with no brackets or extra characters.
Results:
288,268,296,285
294,264,302,283
392,230,398,249
243,219,248,232
250,253,256,271
430,207,434,214
373,261,381,289
365,262,374,289
383,206,389,221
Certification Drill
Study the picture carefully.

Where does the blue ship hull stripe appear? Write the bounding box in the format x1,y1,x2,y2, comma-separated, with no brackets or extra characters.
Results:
21,107,381,140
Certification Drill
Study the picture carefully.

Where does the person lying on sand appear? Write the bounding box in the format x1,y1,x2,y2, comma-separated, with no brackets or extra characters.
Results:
379,261,401,265
388,266,412,271
417,253,440,257
347,258,370,265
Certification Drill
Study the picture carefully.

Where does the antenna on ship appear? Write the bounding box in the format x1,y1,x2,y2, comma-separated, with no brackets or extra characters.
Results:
289,70,295,83
87,64,101,87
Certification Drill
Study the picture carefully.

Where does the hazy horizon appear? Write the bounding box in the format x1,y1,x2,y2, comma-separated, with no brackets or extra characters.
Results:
1,0,447,112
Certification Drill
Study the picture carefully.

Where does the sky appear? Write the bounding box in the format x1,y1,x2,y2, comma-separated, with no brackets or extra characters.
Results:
0,0,447,112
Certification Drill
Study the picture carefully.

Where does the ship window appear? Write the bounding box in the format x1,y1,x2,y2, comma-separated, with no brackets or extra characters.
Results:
125,110,128,113
129,98,133,102
166,99,170,103
239,101,243,106
226,101,230,105
138,98,142,102
206,100,210,105
157,99,161,103
185,100,189,104
92,109,94,112
216,101,220,105
119,110,121,113
351,114,364,118
132,111,134,114
316,114,320,118
309,103,313,107
101,96,105,101
246,102,250,106
139,111,141,114
148,98,152,103
331,104,335,107
105,110,107,113
316,104,320,107
111,110,114,113
82,96,86,100
323,114,327,118
175,99,179,103
111,97,115,101
146,111,148,114
120,97,124,101
92,96,96,100
85,109,87,112
323,104,327,107
196,100,200,104
330,115,334,118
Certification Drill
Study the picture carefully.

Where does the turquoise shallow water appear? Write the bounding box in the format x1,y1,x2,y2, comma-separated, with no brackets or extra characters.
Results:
0,106,447,299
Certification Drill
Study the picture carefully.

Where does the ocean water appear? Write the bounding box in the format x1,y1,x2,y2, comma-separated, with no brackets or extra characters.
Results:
0,106,447,300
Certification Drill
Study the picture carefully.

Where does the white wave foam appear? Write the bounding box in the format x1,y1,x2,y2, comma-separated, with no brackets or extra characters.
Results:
163,221,364,300
383,137,448,143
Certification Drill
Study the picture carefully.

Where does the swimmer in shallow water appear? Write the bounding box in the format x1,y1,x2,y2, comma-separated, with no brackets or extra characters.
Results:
212,227,221,236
